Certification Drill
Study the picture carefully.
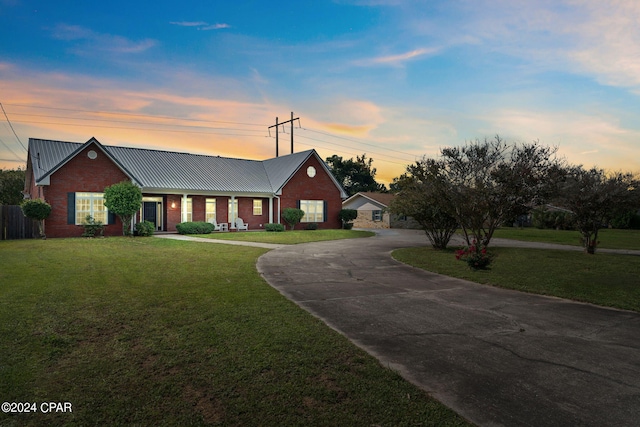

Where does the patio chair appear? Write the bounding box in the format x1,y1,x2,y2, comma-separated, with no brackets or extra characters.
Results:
209,218,221,231
235,217,249,231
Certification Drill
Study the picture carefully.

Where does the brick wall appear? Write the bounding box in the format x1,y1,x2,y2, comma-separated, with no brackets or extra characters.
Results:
41,143,129,238
353,210,391,229
279,155,342,229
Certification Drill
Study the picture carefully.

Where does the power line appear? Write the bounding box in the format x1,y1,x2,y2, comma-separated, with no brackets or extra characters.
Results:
9,112,267,133
11,120,269,137
300,127,418,158
3,103,268,127
0,103,27,152
0,135,25,162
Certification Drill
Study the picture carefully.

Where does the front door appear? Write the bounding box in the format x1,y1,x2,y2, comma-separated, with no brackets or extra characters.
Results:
143,201,158,230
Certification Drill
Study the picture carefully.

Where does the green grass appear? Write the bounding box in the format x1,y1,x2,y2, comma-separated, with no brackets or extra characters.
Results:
491,227,640,250
393,246,640,312
194,229,375,244
1,238,468,426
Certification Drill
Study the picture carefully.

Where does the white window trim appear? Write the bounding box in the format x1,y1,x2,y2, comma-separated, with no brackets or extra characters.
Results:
300,200,324,223
75,192,108,225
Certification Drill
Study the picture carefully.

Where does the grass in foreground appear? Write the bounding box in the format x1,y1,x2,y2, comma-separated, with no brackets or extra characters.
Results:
194,229,375,244
393,246,640,312
491,227,640,250
1,238,467,426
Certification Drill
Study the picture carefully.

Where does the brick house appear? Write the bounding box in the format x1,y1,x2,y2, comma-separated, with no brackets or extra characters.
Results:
24,137,347,238
342,192,420,229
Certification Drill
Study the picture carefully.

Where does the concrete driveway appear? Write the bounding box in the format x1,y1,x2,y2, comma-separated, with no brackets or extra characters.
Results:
256,229,640,427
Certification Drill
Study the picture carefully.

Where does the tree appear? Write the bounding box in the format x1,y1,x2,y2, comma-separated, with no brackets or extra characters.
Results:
439,136,563,247
103,181,142,236
0,168,26,205
21,199,51,238
389,158,458,249
326,154,386,196
556,167,640,254
282,207,305,230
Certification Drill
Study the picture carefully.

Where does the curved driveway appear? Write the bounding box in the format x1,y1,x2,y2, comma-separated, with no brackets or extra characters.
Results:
257,229,640,427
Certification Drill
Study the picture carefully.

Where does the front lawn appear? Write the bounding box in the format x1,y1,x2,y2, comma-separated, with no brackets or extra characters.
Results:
0,238,467,426
393,246,640,312
195,229,375,244
491,227,640,250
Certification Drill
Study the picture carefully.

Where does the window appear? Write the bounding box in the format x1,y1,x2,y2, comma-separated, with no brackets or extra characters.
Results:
185,198,193,222
372,210,382,221
228,199,238,223
206,198,216,222
300,200,324,222
75,192,108,224
253,199,263,216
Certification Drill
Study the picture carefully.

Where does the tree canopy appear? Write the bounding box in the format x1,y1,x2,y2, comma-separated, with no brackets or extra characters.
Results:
326,154,386,196
391,136,564,248
555,167,640,253
389,158,458,249
0,168,26,205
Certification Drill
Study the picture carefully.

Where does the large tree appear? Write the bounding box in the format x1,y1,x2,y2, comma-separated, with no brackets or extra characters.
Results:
326,154,386,196
556,166,640,254
389,158,458,249
0,168,26,205
103,181,142,236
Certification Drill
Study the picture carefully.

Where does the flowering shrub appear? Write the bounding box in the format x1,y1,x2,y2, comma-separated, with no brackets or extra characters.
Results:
455,240,494,270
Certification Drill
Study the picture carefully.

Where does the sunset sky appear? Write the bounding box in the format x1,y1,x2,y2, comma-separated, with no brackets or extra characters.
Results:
1,0,639,185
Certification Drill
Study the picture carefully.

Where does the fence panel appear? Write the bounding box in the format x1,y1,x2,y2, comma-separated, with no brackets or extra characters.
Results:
0,205,39,240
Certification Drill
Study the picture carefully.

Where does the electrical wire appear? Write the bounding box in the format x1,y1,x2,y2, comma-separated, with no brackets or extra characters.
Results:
2,103,268,127
10,120,269,137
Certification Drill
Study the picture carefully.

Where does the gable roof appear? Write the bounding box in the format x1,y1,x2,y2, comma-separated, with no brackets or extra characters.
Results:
343,192,395,208
28,137,348,197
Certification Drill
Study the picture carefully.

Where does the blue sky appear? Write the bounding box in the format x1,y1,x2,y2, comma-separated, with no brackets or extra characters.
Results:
1,0,639,184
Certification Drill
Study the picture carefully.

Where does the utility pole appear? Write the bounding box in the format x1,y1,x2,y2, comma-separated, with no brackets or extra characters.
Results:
268,112,300,157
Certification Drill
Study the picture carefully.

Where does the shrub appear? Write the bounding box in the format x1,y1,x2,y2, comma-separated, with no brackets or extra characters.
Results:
343,223,354,230
21,198,52,238
135,220,155,237
305,222,318,230
265,223,285,232
455,241,494,270
282,208,305,230
176,221,215,234
81,215,104,237
338,209,357,229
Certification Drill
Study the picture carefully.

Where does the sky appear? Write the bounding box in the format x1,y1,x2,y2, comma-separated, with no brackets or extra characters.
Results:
1,0,639,186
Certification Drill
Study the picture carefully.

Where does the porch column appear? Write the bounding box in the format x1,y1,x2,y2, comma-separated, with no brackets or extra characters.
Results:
268,197,273,224
230,195,236,229
181,194,188,222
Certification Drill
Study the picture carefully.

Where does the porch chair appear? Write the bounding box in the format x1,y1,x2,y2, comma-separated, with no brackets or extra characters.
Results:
209,218,221,231
235,217,249,231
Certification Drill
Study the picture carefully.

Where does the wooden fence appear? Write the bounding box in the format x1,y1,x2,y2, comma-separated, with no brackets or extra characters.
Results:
0,205,39,240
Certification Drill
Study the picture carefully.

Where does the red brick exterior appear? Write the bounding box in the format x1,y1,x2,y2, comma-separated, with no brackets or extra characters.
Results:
278,155,343,229
28,143,344,237
39,143,129,238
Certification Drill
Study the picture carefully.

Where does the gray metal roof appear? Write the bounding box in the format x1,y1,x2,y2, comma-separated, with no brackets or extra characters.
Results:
28,138,344,196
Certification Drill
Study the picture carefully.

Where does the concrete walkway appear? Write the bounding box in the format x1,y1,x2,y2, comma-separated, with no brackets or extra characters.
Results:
256,229,640,427
154,233,285,249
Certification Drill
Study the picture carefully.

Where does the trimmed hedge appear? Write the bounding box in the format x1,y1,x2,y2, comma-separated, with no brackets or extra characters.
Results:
265,223,285,232
176,221,215,234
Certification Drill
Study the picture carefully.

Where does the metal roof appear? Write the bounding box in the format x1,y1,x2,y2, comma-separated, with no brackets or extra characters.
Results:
28,138,341,196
